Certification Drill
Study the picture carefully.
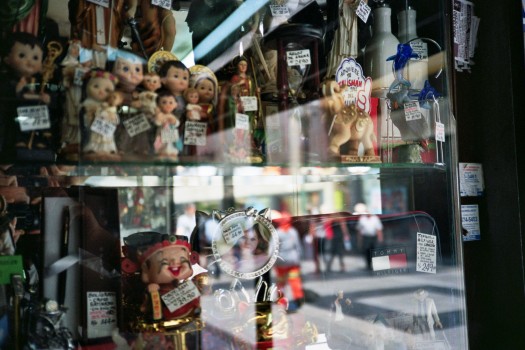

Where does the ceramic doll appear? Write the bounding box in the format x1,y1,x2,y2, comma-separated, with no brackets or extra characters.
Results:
153,91,180,159
0,32,52,161
111,51,155,158
136,72,161,116
183,88,201,121
159,60,190,120
122,232,210,324
80,69,121,160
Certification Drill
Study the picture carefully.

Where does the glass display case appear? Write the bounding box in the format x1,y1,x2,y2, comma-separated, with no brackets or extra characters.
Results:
0,0,468,349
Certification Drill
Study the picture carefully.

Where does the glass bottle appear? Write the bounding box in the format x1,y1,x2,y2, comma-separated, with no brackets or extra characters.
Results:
397,7,429,91
364,3,400,98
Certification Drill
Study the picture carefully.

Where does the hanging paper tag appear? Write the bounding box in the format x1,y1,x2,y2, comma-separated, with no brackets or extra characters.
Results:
235,113,250,130
240,96,257,112
435,121,445,142
270,5,290,17
461,204,481,241
87,0,109,7
152,0,172,10
410,41,429,61
286,50,311,66
17,105,51,131
86,291,117,339
91,116,117,137
161,280,201,313
404,101,423,121
95,5,107,45
123,114,151,137
356,0,371,23
161,124,179,143
183,121,207,146
416,232,437,274
223,223,244,245
74,68,88,86
335,57,372,113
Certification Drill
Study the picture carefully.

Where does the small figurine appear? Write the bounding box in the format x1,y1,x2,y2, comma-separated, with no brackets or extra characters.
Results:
141,72,162,93
122,231,209,324
386,43,419,88
159,60,190,120
153,91,180,159
80,70,121,160
0,32,53,160
183,87,202,121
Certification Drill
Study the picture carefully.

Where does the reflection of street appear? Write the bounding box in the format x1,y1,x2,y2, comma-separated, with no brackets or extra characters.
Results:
202,253,466,349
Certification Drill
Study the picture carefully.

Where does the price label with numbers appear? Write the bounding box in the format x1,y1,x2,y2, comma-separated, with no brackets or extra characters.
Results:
152,0,172,10
356,0,371,23
270,4,290,17
91,116,117,137
17,105,51,131
161,124,179,143
222,223,244,245
123,113,151,137
86,291,116,339
435,121,445,142
162,280,201,313
416,232,437,274
286,50,311,66
235,113,250,130
404,101,423,121
240,96,258,112
183,121,207,146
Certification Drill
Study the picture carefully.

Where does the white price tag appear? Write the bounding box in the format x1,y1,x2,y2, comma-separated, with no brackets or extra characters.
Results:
161,280,200,313
416,232,437,274
435,121,445,142
17,105,51,131
91,116,117,137
270,4,290,17
222,223,244,246
161,124,179,143
286,50,311,66
235,113,250,131
123,113,151,137
152,0,172,10
404,101,423,121
87,0,109,7
183,121,207,146
240,96,258,112
461,204,481,241
86,291,116,339
410,41,429,61
356,0,371,23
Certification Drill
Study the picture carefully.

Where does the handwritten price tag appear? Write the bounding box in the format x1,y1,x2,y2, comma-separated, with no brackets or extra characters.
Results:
240,96,258,112
17,105,51,131
91,116,116,137
416,232,437,274
435,121,445,142
123,113,151,137
222,223,244,245
270,4,290,17
161,280,200,313
356,0,371,23
404,101,423,121
286,50,311,66
183,121,207,146
152,0,172,10
86,291,116,338
235,113,250,131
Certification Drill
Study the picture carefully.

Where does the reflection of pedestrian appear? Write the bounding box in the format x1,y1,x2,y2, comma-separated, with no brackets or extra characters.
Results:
275,213,304,312
176,203,196,237
412,289,443,340
204,217,220,278
326,218,349,273
354,203,383,270
307,192,326,273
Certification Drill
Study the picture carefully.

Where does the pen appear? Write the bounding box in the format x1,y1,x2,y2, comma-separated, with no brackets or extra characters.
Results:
57,206,69,306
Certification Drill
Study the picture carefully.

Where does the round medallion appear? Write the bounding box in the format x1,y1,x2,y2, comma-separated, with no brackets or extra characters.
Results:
211,208,279,279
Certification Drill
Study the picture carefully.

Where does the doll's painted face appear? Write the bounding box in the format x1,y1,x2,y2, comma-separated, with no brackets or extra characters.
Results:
196,78,215,104
143,73,161,92
5,42,43,78
142,245,193,284
186,91,199,104
237,60,248,74
113,57,143,91
162,66,189,95
86,77,115,102
158,95,178,114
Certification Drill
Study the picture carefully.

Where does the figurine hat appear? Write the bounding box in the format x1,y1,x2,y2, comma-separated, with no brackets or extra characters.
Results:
123,231,192,267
